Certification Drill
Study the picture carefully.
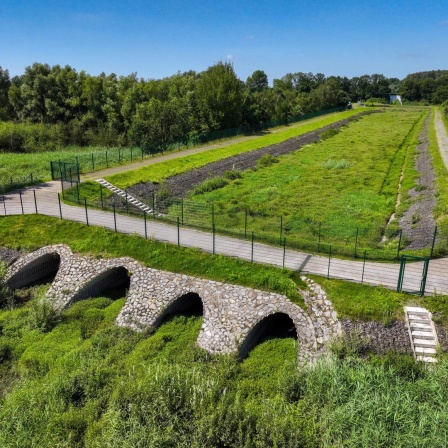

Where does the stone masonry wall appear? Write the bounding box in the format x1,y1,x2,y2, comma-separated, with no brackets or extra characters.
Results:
4,245,347,365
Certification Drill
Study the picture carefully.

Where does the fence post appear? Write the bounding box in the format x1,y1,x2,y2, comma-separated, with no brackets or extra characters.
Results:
144,211,147,239
130,147,133,162
283,237,286,268
318,222,321,252
33,190,38,214
19,190,24,214
430,226,438,258
118,148,121,163
84,198,89,226
30,173,33,184
279,216,283,245
212,222,215,254
181,198,184,225
361,250,367,284
91,153,95,171
327,245,332,279
106,151,109,168
354,227,359,258
141,148,144,160
113,205,117,232
3,195,6,215
244,210,248,239
251,232,255,263
58,193,62,219
125,191,129,214
100,184,104,209
76,183,80,204
396,230,403,259
177,217,180,246
152,192,156,219
212,203,215,226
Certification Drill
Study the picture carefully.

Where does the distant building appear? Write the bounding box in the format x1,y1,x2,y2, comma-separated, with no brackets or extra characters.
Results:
390,94,402,105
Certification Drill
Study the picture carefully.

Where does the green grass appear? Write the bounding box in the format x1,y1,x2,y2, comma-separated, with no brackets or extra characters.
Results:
0,215,304,305
427,108,448,256
2,279,448,446
183,109,427,257
104,109,364,188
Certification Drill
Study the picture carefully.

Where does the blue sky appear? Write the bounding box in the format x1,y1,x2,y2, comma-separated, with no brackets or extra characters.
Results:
0,0,446,82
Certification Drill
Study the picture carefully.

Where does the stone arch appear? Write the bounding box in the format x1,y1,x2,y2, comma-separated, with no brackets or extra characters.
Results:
5,244,73,290
238,312,298,359
153,291,205,328
6,252,61,289
70,266,131,304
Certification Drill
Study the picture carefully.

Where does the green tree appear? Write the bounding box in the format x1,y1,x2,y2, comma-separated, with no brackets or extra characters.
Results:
195,61,243,132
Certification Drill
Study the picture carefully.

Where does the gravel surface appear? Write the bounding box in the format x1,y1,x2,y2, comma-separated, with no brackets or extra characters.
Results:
0,247,21,265
399,114,437,249
109,111,375,209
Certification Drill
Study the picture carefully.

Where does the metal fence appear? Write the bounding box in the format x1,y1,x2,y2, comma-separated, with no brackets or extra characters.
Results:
61,180,441,263
0,172,43,194
50,107,346,180
3,186,447,297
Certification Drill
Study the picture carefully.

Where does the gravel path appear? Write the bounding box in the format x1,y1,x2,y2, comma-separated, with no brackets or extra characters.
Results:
435,109,448,169
122,112,373,203
399,114,437,249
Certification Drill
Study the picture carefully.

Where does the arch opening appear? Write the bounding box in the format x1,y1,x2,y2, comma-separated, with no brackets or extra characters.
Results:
155,292,203,327
7,253,61,290
71,266,131,303
238,312,298,359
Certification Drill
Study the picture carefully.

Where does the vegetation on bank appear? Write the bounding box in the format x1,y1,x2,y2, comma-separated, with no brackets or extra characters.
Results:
104,108,363,188
1,255,448,446
184,109,426,254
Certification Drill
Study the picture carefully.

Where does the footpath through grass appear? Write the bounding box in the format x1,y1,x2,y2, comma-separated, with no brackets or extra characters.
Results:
104,109,363,188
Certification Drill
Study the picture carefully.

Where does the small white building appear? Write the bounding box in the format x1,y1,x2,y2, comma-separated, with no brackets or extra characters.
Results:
390,94,402,105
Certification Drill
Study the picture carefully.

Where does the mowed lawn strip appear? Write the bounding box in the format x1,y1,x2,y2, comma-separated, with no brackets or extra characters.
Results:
191,109,426,250
105,109,364,188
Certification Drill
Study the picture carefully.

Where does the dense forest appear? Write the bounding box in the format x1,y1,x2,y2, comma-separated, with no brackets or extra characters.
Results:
0,63,447,152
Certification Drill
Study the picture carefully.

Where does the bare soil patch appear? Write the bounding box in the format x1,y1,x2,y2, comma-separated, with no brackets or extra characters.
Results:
399,114,437,249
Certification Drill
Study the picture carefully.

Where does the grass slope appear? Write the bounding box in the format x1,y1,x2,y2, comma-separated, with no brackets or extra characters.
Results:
186,109,426,255
1,280,448,447
104,109,363,188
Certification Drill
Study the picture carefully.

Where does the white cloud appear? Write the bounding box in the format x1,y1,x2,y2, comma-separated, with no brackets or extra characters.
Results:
226,54,233,60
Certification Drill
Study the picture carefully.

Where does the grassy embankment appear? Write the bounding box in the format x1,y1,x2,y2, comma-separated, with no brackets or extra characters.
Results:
183,109,427,257
2,214,448,446
66,108,364,204
428,107,448,253
0,109,363,188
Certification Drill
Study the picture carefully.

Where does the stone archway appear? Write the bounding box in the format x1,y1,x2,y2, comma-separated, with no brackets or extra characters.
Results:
6,252,61,290
154,292,204,327
238,312,298,359
70,266,131,304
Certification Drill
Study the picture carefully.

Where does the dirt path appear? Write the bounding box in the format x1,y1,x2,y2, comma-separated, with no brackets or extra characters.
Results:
435,109,448,169
82,111,351,181
399,113,437,249
120,114,370,204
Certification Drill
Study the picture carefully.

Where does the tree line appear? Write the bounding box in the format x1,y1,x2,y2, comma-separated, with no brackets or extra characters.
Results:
0,62,447,152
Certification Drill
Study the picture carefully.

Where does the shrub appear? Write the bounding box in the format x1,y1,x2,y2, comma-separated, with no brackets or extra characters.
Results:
193,176,229,195
28,299,61,333
223,168,242,180
256,154,279,169
320,128,340,140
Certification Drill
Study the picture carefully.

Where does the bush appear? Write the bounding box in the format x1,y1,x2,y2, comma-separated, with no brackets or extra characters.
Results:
320,128,340,140
193,176,229,195
256,154,279,169
223,168,242,180
28,299,61,332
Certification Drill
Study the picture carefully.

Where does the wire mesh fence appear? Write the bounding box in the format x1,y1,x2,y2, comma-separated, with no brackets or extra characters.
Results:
60,180,441,263
49,107,346,179
0,172,44,194
2,186,447,297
